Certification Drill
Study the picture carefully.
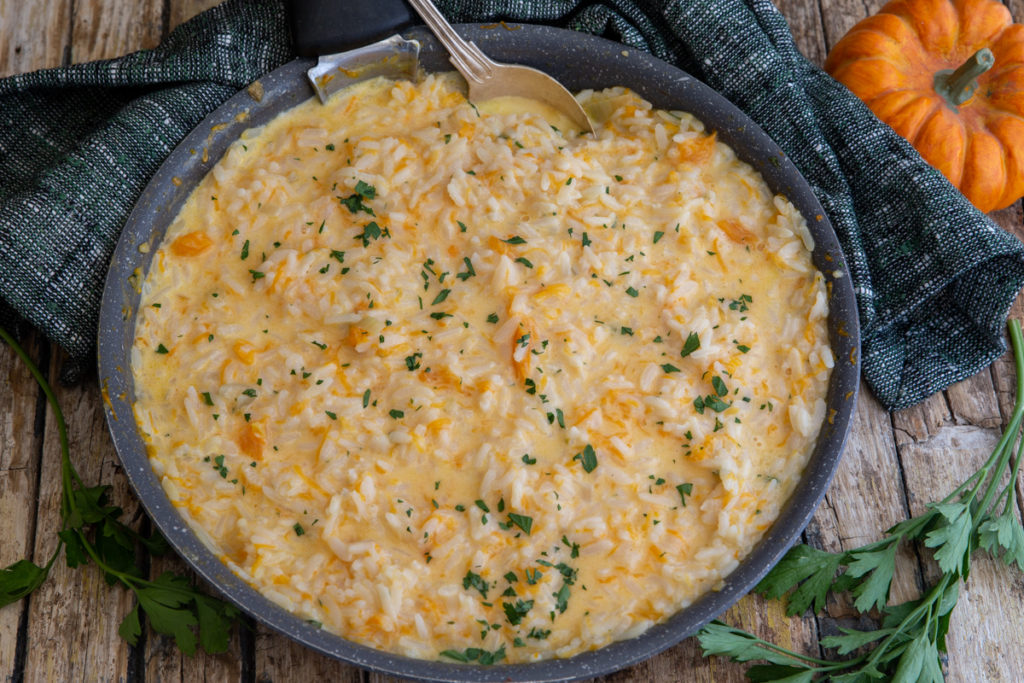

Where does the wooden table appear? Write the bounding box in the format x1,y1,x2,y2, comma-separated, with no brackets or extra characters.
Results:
3,1,1024,681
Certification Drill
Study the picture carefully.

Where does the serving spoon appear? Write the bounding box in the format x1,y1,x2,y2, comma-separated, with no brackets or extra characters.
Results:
404,0,596,135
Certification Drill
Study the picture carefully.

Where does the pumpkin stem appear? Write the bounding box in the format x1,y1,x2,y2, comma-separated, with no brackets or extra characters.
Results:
934,48,995,108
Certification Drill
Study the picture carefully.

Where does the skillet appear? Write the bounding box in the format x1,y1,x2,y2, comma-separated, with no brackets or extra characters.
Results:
97,18,860,683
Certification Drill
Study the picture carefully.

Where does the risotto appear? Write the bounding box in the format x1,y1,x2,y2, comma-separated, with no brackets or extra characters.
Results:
131,73,832,663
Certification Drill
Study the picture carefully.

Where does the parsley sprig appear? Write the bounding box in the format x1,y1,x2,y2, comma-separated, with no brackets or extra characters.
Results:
699,319,1024,681
0,326,240,655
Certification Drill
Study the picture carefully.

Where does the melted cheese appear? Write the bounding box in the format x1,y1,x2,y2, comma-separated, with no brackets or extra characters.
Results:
131,73,832,663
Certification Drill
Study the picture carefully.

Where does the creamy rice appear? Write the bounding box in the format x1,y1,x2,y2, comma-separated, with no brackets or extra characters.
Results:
131,73,832,663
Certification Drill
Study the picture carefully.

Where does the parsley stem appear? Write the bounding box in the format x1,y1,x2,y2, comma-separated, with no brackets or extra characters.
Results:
864,572,950,670
976,320,1024,513
0,327,82,523
998,433,1024,516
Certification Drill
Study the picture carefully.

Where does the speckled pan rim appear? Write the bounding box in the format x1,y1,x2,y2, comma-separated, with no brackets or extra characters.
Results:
98,24,860,683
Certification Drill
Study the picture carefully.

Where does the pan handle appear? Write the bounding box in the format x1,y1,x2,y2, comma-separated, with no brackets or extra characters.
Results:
287,0,418,56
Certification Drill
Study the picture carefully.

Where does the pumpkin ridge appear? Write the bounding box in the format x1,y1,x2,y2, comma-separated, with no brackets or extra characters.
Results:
830,57,915,101
884,0,959,56
986,114,1024,209
873,93,943,142
953,0,1012,53
960,127,1006,212
915,103,967,186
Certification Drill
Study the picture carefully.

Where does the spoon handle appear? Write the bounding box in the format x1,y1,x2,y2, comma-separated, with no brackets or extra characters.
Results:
403,0,496,86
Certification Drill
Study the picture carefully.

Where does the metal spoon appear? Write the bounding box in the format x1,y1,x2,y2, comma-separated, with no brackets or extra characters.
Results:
404,0,595,135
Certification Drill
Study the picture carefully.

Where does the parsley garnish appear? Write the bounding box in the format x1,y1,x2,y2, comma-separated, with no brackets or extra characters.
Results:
439,646,506,665
507,513,533,535
680,331,700,358
462,571,489,598
355,221,386,247
339,181,376,215
729,294,752,312
502,599,534,625
677,483,693,507
456,257,476,280
573,444,597,472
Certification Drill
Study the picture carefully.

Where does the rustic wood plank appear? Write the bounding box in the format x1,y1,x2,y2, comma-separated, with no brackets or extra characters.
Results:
946,370,1001,429
22,358,137,682
891,391,951,447
70,0,163,62
0,0,71,75
1,3,72,682
168,0,223,33
0,332,46,683
814,0,888,52
774,0,827,65
255,628,364,682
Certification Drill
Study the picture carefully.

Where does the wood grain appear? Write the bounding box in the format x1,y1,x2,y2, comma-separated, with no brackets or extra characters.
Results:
0,0,70,74
0,333,44,683
70,0,163,62
22,364,137,682
0,2,69,681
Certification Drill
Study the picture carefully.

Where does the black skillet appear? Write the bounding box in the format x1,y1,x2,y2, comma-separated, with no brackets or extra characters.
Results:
98,2,861,680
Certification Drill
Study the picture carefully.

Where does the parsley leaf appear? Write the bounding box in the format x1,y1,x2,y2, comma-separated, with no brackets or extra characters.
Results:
573,444,597,472
462,570,489,598
680,332,700,357
502,599,534,625
507,513,533,535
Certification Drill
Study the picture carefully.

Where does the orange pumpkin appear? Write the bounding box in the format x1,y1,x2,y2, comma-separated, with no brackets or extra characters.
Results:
824,0,1024,212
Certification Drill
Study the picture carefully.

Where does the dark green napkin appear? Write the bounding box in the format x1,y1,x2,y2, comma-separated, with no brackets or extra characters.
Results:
2,0,1022,409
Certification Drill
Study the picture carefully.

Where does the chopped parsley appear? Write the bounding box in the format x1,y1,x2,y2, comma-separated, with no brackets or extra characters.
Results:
573,444,597,472
439,646,505,665
462,570,489,598
677,483,694,506
502,599,534,625
680,332,700,358
507,513,533,535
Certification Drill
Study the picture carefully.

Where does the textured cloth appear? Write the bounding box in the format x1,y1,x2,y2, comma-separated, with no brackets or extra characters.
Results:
2,0,1023,408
